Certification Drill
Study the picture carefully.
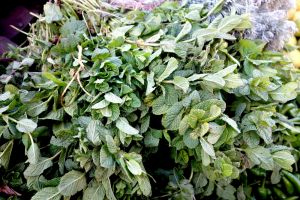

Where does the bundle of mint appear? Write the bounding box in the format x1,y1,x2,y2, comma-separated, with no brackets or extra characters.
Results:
0,1,299,199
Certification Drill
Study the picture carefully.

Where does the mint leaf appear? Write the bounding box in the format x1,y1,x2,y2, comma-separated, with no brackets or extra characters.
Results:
270,82,298,103
272,150,295,171
44,2,63,23
16,119,37,133
0,140,13,169
126,159,143,175
27,142,41,164
245,147,274,170
32,187,61,200
173,76,189,93
58,170,87,196
116,117,139,135
200,138,215,158
157,58,178,82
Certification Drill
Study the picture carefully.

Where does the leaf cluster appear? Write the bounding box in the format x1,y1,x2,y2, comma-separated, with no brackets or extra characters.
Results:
0,1,300,200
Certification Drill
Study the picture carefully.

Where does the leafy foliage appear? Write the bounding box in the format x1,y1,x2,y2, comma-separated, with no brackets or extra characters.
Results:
0,0,300,200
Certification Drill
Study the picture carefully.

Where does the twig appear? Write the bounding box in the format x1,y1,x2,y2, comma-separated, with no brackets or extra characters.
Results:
61,45,91,106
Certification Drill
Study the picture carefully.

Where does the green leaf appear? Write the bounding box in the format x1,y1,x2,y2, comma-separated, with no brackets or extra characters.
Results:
146,72,156,95
176,21,192,42
188,109,205,128
42,72,67,86
193,28,218,41
157,58,178,82
27,101,49,117
202,105,222,122
104,92,124,104
144,130,161,147
41,108,64,121
92,48,110,61
102,178,117,200
0,140,13,169
126,159,143,175
179,115,189,135
221,163,233,177
238,39,265,57
116,117,139,135
218,15,242,33
185,10,201,21
201,147,210,166
270,82,298,103
86,120,102,146
256,125,273,145
0,106,9,114
173,76,189,93
200,138,215,158
245,147,274,170
183,132,199,149
152,95,169,115
111,25,134,39
243,131,260,148
44,2,63,23
242,111,275,144
105,135,119,154
162,102,184,130
24,157,53,176
100,146,115,168
31,187,61,200
0,91,13,101
220,115,240,133
91,99,109,110
215,64,238,77
16,119,37,133
83,185,105,200
27,143,41,164
224,73,244,89
58,170,87,196
272,150,295,171
146,48,162,66
203,74,225,88
100,107,112,117
137,175,152,196
145,30,164,43
143,15,161,35
216,185,236,200
207,123,225,144
60,19,86,37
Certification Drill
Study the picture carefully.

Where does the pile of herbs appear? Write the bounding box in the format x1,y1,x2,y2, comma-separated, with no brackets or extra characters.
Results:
0,0,300,199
